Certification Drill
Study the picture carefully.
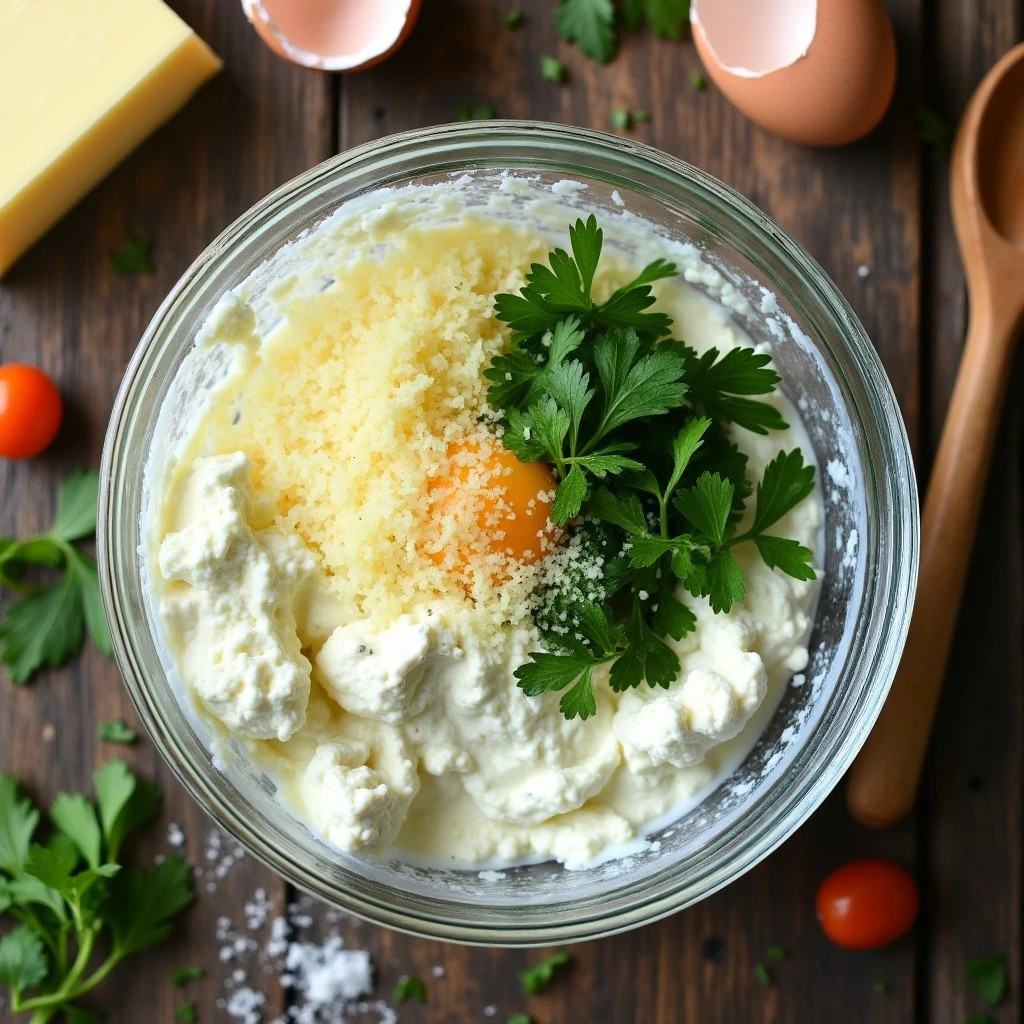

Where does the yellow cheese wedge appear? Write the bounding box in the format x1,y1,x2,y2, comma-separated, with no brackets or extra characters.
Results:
0,0,221,278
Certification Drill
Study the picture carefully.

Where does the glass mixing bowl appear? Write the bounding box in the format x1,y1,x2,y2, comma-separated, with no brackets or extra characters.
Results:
99,122,918,945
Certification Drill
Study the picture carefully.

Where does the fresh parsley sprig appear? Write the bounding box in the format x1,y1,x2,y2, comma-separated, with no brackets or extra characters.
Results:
488,216,817,721
0,763,192,1022
493,216,676,339
555,0,691,63
0,471,112,684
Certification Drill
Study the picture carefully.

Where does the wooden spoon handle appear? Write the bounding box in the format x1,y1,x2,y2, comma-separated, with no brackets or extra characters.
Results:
846,308,1018,828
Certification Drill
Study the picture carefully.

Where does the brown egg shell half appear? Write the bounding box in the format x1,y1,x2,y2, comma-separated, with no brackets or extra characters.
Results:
248,0,422,73
693,0,897,147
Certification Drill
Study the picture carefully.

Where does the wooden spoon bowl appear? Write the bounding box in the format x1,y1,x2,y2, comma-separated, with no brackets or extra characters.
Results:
847,43,1024,828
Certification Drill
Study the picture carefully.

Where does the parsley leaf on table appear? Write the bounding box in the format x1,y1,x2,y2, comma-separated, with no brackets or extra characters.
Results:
172,966,206,987
917,106,955,162
98,720,138,745
0,470,112,683
555,0,616,62
0,776,39,876
0,926,49,997
0,765,192,1020
540,55,566,82
519,951,571,994
622,0,691,39
507,1015,533,1024
110,237,154,275
966,954,1007,1006
175,1003,199,1023
393,975,427,1003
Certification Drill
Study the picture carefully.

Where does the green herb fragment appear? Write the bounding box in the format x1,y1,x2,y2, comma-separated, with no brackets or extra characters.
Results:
175,1002,198,1023
690,70,707,91
917,106,955,162
0,470,112,684
508,1015,533,1024
623,0,691,39
111,237,154,274
0,764,190,1020
487,215,816,721
611,108,632,131
457,104,497,121
633,109,652,123
766,945,788,962
172,966,205,987
540,55,566,82
98,720,137,745
393,975,427,1004
967,954,1006,1006
502,9,525,28
519,951,570,994
555,0,616,63
753,963,773,986
873,980,890,994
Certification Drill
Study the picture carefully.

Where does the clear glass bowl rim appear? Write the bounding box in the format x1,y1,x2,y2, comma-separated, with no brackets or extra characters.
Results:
99,121,919,945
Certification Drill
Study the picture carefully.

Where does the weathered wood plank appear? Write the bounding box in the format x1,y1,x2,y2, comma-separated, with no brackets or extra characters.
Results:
0,1,333,1021
924,3,1024,1022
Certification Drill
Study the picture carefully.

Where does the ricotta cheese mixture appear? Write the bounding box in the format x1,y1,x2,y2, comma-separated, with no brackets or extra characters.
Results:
149,181,822,869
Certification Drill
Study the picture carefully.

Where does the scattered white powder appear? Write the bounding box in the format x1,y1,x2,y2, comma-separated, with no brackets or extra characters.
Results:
551,179,587,194
791,673,806,688
167,823,186,848
826,459,849,487
200,830,247,893
282,936,373,1015
477,869,507,882
245,888,273,930
610,189,625,207
209,887,397,1024
843,529,859,570
224,987,266,1024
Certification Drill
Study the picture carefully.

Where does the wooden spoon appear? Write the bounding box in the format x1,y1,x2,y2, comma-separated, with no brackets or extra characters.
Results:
847,43,1024,828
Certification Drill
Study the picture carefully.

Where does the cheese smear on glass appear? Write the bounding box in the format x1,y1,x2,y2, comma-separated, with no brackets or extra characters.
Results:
149,180,822,870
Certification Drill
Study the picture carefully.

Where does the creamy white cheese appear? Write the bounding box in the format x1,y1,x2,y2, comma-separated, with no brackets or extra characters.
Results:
150,186,822,869
157,453,316,742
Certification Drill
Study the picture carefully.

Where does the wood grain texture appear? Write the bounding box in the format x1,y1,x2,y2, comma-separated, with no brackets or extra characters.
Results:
924,3,1024,1023
0,1,333,1021
1,0,1021,1021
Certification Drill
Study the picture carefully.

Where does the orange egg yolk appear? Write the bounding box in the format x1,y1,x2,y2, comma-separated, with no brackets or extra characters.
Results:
428,437,560,576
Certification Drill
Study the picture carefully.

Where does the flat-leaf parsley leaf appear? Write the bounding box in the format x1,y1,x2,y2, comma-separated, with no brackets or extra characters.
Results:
486,216,816,719
0,470,112,684
0,765,191,1020
520,950,571,994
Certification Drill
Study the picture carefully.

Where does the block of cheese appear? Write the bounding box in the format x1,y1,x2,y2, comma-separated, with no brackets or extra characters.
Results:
0,0,221,278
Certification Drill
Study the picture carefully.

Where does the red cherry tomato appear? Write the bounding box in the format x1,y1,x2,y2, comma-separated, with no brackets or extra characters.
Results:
0,364,63,460
816,859,919,950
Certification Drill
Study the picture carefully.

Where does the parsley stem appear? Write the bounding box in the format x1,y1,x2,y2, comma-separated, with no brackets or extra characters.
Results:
16,927,98,1012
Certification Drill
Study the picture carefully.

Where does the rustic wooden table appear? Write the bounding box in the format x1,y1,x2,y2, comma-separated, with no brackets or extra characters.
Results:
3,1,1023,1021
